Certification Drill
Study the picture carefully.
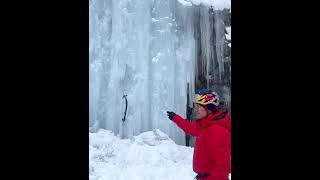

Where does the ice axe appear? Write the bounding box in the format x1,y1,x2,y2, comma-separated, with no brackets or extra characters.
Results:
122,94,128,123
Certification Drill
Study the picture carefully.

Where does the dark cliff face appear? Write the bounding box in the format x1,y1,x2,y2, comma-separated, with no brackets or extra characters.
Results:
192,6,231,111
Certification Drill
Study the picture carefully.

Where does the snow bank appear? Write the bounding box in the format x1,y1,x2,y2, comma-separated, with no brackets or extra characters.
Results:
177,0,231,10
89,129,196,180
89,129,231,180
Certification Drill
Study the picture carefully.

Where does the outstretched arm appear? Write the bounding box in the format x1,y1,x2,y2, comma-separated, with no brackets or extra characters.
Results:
172,114,199,137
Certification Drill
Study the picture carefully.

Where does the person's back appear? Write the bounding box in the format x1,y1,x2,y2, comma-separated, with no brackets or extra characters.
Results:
167,89,231,180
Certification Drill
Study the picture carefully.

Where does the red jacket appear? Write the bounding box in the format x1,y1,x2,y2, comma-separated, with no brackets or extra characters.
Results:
173,111,231,180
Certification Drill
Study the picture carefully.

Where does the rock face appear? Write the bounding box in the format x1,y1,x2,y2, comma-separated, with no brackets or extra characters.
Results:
187,7,231,147
193,7,231,112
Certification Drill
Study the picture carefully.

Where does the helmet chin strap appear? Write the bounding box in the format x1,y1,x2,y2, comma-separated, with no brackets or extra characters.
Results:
205,108,212,118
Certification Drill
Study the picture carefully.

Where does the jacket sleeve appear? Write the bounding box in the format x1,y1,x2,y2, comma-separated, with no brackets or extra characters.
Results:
172,114,199,137
206,126,231,180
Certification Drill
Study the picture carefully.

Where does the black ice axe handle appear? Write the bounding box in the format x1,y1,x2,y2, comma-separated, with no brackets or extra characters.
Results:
122,95,128,122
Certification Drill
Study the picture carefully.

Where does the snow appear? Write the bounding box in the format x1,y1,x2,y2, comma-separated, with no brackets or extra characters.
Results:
225,34,231,41
225,26,231,47
177,0,193,6
90,129,231,180
225,26,231,40
151,18,160,22
89,129,196,180
177,0,231,10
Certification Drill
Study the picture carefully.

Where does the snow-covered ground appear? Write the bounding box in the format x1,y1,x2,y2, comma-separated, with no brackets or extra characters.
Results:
90,129,196,180
89,129,231,180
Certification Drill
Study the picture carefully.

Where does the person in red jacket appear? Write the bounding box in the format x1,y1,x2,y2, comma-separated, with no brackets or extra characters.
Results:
167,89,231,180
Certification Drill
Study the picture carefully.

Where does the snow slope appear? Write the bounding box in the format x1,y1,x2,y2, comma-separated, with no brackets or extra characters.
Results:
90,129,196,180
89,129,231,180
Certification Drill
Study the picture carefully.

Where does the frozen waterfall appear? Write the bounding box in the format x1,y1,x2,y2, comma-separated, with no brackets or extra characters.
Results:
89,0,231,145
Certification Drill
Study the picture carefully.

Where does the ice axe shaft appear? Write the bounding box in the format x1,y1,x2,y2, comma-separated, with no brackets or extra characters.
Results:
122,95,128,123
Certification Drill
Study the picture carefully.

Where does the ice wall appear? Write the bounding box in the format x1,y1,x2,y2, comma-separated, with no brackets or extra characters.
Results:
89,0,231,145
